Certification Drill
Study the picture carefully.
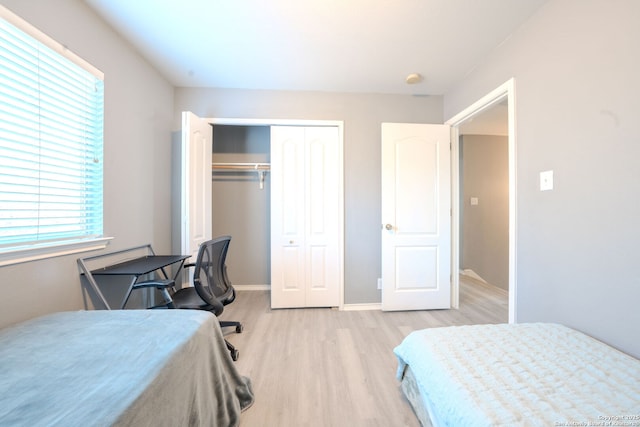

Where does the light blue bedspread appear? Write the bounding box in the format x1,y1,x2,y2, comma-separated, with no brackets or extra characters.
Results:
394,323,640,427
0,310,253,426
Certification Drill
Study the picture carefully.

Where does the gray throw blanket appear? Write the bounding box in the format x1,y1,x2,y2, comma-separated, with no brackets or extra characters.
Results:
0,310,254,426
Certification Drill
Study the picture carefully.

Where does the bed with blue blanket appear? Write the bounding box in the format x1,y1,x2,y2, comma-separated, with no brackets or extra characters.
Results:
0,310,253,426
394,323,640,427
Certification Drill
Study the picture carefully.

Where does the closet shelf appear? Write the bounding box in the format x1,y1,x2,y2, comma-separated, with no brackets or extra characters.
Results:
211,162,270,189
212,162,270,170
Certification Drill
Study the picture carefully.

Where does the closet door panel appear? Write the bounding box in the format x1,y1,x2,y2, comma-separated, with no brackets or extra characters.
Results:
305,127,340,307
282,141,304,236
282,246,304,290
271,126,306,308
309,245,326,290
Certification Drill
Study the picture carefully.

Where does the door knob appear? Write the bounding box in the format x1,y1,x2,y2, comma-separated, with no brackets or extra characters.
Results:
385,224,393,231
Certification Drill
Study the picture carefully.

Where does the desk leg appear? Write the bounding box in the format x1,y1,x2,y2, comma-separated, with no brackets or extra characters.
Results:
78,259,112,310
160,288,175,308
120,277,138,309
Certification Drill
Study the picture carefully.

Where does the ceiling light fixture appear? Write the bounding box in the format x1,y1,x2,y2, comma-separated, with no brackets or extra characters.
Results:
405,73,423,84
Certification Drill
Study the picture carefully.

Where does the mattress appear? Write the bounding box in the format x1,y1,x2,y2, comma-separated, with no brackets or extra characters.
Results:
394,323,640,427
0,309,254,427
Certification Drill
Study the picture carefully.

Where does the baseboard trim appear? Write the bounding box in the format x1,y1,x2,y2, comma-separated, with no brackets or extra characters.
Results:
232,286,382,311
342,303,382,311
234,284,270,291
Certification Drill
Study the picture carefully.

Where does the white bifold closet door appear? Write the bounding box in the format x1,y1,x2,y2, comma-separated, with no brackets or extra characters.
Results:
270,126,340,308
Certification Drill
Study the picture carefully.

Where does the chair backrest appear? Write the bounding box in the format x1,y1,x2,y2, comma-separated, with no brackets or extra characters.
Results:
192,236,234,310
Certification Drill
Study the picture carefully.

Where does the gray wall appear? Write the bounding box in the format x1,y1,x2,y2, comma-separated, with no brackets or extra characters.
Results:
0,0,174,327
212,125,271,286
174,89,443,304
5,0,636,361
460,135,509,290
445,0,640,358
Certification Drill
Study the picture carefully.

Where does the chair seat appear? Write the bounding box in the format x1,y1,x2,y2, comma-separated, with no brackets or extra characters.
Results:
172,287,223,315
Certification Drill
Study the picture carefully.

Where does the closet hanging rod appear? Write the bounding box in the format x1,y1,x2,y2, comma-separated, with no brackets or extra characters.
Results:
211,162,270,171
211,162,270,190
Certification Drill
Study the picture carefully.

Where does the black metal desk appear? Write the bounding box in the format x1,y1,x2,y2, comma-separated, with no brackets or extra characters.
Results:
78,245,190,309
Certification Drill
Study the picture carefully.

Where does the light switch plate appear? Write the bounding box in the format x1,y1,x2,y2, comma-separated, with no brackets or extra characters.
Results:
540,170,553,191
470,197,479,205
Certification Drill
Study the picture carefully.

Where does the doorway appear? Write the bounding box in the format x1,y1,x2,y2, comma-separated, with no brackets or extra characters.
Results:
211,124,271,290
445,79,516,323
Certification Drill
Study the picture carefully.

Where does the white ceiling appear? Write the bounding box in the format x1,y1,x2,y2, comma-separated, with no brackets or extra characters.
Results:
84,0,546,95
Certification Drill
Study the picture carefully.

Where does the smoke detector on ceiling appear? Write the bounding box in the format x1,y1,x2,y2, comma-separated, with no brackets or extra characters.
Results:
405,73,423,84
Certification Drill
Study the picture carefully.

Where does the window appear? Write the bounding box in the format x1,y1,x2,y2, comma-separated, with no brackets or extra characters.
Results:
0,6,109,266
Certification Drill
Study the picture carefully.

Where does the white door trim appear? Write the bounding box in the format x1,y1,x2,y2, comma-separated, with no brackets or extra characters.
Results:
204,117,345,309
208,118,342,127
445,78,517,323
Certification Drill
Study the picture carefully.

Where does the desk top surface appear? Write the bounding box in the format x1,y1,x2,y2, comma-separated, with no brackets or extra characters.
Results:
90,255,190,276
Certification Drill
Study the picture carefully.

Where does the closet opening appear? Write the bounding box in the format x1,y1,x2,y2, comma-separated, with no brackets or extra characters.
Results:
212,125,271,290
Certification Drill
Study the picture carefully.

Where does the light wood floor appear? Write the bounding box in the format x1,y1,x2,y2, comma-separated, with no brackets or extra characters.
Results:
222,277,508,427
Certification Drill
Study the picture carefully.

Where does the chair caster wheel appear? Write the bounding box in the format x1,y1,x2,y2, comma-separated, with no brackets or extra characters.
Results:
236,324,243,333
231,349,239,361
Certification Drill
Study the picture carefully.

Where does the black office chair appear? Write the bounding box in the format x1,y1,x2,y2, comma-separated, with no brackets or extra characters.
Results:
164,236,243,360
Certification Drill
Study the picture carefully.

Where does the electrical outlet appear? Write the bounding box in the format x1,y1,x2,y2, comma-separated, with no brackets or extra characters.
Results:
377,278,382,290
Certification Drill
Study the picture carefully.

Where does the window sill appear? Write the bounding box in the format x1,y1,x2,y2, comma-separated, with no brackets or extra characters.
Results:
0,237,114,267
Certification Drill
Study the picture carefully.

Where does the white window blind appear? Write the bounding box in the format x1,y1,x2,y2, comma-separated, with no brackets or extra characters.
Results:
0,7,105,259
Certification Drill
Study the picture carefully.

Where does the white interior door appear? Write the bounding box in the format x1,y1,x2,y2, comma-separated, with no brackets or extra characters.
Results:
181,111,212,262
381,123,451,311
270,126,341,308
